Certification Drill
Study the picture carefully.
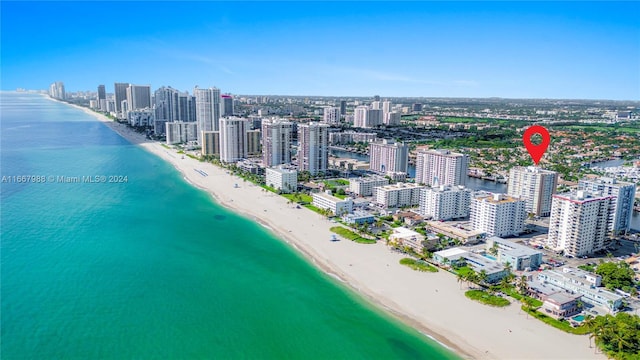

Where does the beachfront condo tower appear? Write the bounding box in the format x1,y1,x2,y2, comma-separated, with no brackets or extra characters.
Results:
470,192,526,237
220,117,248,163
547,190,614,257
297,122,329,176
194,86,221,143
507,166,558,217
578,177,636,235
262,119,293,167
415,149,469,187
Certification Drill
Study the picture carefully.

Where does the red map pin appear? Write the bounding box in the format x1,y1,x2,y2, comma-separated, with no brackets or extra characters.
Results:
523,125,550,165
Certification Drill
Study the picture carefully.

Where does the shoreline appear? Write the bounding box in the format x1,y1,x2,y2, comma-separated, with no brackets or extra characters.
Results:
57,98,604,360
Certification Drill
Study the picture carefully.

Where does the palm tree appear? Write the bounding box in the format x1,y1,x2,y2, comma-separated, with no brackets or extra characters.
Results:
478,269,489,285
457,272,465,289
518,275,528,296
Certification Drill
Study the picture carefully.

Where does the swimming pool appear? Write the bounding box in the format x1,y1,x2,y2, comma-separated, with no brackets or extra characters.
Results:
572,315,585,322
482,254,497,261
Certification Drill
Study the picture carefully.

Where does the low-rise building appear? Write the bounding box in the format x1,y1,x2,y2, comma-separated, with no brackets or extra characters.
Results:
539,291,583,320
425,221,485,244
433,248,509,283
349,175,389,197
127,108,154,127
486,236,543,271
388,227,425,253
237,160,263,175
341,210,375,225
534,267,623,313
393,211,424,226
374,182,425,209
312,191,353,216
265,167,297,193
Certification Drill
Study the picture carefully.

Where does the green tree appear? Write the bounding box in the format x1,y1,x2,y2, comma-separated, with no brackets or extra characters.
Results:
596,261,636,291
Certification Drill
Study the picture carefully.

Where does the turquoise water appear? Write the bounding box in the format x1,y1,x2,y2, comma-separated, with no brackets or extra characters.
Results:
573,315,585,322
1,93,459,359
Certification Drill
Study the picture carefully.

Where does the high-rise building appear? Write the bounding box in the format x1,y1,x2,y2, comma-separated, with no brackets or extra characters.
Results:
262,119,292,167
322,107,341,124
419,185,472,221
369,140,408,174
201,131,220,156
221,94,234,117
578,177,636,235
374,183,425,209
382,100,392,114
48,81,65,100
340,100,347,116
114,82,129,117
384,111,401,126
165,122,198,145
177,93,197,122
371,101,381,110
415,149,469,187
194,86,221,143
246,129,261,156
154,86,180,122
297,122,329,175
547,191,614,257
219,117,248,163
97,85,106,110
508,166,558,217
412,103,423,112
470,192,526,237
373,95,381,101
126,84,152,111
353,106,369,128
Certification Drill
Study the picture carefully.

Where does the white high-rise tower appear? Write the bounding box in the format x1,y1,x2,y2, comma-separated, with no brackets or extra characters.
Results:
507,166,558,217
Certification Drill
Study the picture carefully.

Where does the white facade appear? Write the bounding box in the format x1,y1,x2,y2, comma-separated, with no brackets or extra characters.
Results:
369,140,409,174
262,119,292,167
322,106,341,124
419,185,472,221
508,166,558,217
353,106,369,128
384,111,401,125
219,117,248,163
49,81,65,99
349,176,389,197
415,149,469,187
389,227,425,253
297,122,329,175
265,167,298,193
127,109,154,127
329,131,377,145
194,86,221,143
547,191,613,257
166,121,198,145
536,268,623,313
470,192,526,237
578,177,636,234
374,183,425,209
312,191,353,216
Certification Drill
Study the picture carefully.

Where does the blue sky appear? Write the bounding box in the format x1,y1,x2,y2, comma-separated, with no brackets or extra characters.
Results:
2,1,639,100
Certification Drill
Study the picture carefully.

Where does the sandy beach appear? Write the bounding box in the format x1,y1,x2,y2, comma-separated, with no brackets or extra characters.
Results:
69,102,605,360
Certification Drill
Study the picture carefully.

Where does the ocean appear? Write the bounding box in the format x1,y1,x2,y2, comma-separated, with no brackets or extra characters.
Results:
0,92,458,359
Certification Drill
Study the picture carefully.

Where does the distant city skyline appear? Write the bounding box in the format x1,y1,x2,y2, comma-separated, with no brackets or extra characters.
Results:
2,1,639,100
